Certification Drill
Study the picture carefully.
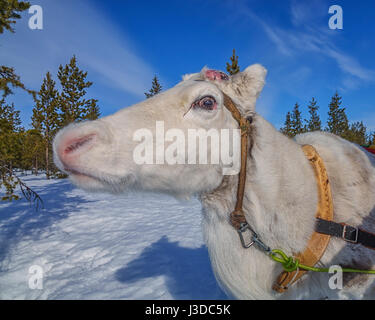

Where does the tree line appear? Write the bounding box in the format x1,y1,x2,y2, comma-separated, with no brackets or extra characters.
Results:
280,93,374,146
1,55,101,199
225,49,374,147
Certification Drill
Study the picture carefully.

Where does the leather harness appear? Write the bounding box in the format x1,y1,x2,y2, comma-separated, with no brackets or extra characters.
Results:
221,91,375,293
273,145,333,292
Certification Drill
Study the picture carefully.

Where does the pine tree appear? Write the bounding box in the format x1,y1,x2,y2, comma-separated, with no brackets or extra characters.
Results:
371,132,375,146
326,92,349,138
58,55,98,126
346,121,368,146
32,72,60,179
0,66,35,98
280,111,293,137
0,0,30,34
291,103,304,136
0,99,23,200
20,129,43,175
226,49,240,75
84,98,100,120
0,0,41,204
0,1,34,98
0,100,23,168
145,76,162,98
305,97,322,132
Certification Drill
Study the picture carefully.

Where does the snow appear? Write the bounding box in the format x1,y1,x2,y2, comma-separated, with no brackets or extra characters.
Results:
0,175,227,300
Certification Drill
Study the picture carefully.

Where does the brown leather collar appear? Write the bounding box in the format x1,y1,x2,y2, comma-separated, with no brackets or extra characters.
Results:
222,93,333,293
221,92,252,230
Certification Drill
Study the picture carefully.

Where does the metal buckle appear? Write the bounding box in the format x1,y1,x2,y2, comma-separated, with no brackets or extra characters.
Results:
342,225,359,243
237,223,255,248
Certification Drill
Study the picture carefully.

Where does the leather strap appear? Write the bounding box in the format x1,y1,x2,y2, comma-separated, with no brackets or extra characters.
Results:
316,218,375,250
221,92,252,230
273,145,334,293
221,93,334,293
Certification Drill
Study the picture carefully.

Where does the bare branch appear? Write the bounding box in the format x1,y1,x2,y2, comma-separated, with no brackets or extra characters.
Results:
0,165,44,210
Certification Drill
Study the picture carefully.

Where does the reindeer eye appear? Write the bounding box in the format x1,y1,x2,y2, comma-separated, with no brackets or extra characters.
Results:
193,96,217,111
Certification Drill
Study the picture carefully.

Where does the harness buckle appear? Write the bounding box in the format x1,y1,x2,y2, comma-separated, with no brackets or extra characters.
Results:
342,225,359,243
237,223,271,253
237,223,255,248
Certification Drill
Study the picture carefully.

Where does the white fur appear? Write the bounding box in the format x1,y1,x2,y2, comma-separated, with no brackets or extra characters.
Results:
53,64,375,299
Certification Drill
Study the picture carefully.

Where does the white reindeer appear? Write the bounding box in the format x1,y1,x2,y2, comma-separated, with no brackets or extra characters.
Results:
53,64,375,299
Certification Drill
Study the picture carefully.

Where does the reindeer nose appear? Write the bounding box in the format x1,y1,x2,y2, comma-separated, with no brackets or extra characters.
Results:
55,131,97,171
53,119,112,173
63,134,96,154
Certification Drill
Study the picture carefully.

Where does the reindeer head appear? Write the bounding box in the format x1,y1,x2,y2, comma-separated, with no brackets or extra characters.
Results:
53,64,267,196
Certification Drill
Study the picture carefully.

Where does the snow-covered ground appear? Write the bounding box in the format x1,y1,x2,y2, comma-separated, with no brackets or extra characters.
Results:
0,175,227,300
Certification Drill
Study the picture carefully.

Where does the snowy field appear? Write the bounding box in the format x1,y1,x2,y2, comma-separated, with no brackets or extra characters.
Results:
0,175,227,300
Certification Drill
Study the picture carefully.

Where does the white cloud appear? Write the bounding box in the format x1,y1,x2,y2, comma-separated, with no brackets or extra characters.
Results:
290,0,327,27
260,24,293,57
232,1,374,91
0,0,155,97
325,48,374,82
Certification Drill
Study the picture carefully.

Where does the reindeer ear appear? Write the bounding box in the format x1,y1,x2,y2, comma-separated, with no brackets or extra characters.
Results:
230,64,267,101
182,73,198,81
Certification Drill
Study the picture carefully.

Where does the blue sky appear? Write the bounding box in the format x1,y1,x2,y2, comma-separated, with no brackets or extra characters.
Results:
1,0,375,131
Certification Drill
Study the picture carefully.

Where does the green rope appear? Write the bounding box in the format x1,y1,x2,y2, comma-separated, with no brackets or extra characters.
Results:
270,249,375,274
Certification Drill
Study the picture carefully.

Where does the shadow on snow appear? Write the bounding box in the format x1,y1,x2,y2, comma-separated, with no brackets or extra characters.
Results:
0,178,95,270
115,235,228,300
